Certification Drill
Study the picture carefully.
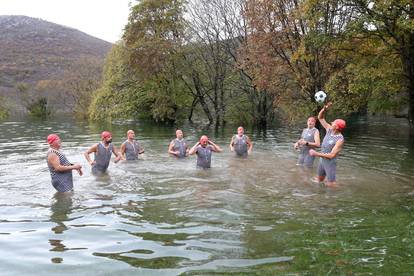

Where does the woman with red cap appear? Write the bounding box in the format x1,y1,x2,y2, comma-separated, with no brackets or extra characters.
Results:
309,102,345,187
46,134,82,193
189,135,222,168
84,131,121,174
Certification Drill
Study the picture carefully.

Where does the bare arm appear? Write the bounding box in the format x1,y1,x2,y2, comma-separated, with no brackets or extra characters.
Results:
318,102,332,130
84,144,98,165
168,140,179,156
294,130,304,149
229,136,234,151
310,140,343,159
247,136,253,153
189,142,200,155
209,140,222,153
120,142,126,160
112,145,121,163
48,153,81,172
308,129,320,148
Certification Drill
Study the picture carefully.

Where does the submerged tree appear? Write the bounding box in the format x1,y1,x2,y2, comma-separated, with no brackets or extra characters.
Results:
349,0,414,128
0,96,9,119
242,0,358,120
122,0,189,122
179,0,277,127
89,43,142,121
16,82,52,119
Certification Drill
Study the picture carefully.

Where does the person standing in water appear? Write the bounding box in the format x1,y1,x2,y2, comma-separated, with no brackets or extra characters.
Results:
46,134,82,193
294,117,320,168
168,129,189,158
189,135,222,168
230,126,253,157
84,131,121,174
309,102,346,187
120,130,144,161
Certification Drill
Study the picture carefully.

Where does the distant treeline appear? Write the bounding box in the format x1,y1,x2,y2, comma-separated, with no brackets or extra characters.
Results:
5,0,412,128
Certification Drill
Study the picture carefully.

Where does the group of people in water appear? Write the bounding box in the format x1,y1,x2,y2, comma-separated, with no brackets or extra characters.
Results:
46,102,346,193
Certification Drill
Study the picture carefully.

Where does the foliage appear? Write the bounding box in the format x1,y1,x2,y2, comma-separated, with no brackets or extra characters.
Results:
326,40,405,115
36,57,104,119
27,97,51,119
15,82,52,119
89,44,142,121
0,15,110,115
109,0,189,122
88,0,413,127
242,0,356,109
0,97,9,120
347,0,414,126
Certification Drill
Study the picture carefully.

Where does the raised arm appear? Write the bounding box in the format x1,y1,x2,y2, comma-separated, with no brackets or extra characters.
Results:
209,140,222,153
318,102,332,130
189,142,200,155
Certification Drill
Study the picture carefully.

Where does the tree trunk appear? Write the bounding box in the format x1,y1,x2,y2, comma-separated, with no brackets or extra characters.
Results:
400,33,414,132
188,98,198,123
192,72,214,125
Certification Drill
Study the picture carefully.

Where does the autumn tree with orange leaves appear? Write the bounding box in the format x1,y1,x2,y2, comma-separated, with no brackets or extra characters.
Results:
242,0,358,119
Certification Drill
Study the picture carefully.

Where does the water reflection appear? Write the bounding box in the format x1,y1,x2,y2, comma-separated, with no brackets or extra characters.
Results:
49,192,73,264
0,117,413,274
50,192,73,234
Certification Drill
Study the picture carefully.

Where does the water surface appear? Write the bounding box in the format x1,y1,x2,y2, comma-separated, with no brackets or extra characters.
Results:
0,117,413,275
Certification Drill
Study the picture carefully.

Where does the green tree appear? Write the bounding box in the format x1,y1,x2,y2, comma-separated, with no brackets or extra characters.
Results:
89,43,142,121
121,0,188,122
16,82,52,119
0,96,9,119
349,0,414,129
326,37,405,116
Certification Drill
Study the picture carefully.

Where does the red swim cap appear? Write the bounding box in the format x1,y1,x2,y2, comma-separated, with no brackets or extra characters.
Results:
333,119,346,131
101,131,112,139
199,135,208,143
47,134,60,145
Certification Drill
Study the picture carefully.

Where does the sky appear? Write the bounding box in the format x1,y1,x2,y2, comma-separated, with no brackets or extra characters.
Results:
0,0,133,43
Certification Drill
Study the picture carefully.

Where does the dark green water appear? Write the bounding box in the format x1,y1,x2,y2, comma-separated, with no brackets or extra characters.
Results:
0,116,413,275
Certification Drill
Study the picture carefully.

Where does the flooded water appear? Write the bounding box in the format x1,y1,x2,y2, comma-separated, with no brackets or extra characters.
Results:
0,117,413,275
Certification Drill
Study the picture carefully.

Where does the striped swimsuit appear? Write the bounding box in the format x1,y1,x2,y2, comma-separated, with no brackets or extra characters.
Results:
233,135,248,157
122,139,141,160
172,138,187,158
297,127,318,167
196,145,213,168
317,128,344,181
92,143,113,174
47,149,73,192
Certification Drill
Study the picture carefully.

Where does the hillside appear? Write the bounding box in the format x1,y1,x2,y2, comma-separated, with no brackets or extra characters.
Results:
0,15,112,112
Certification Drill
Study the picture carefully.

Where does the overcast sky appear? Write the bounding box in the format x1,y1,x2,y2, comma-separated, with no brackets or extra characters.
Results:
0,0,132,42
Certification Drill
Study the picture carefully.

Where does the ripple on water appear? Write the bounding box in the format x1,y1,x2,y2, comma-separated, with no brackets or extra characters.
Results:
0,118,413,274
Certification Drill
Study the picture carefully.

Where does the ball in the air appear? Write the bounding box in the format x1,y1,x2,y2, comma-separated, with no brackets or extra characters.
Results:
314,91,327,103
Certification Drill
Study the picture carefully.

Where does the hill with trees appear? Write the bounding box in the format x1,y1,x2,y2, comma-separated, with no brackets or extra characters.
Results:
0,15,111,117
